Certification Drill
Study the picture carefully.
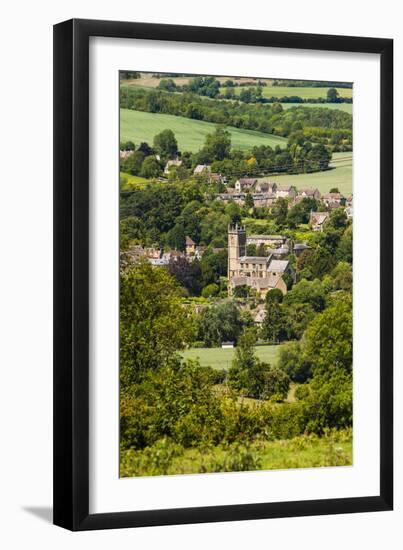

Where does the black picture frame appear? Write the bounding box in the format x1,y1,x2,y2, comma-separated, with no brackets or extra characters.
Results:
53,18,393,531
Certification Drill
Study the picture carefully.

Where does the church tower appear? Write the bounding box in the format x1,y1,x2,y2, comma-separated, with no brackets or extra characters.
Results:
228,224,246,280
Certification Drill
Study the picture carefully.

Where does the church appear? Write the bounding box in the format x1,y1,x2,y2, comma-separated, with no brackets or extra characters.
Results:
227,225,292,297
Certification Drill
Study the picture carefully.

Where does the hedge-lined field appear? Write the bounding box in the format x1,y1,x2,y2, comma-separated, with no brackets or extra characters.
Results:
120,108,288,152
181,345,283,370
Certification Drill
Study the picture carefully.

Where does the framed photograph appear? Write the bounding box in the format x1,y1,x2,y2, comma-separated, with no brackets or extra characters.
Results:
53,19,393,530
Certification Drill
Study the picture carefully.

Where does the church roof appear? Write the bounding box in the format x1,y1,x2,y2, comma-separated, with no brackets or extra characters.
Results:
230,274,283,290
268,259,289,273
239,256,270,264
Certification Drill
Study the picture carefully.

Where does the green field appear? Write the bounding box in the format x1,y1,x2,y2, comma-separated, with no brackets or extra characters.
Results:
181,344,283,370
280,102,353,114
120,109,288,152
263,152,352,196
222,86,352,100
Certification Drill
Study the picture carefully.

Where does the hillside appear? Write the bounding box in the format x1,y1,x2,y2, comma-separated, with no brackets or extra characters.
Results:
260,152,352,196
120,109,288,152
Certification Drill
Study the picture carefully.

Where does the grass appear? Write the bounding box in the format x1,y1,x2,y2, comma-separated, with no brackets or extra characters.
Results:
258,152,352,196
280,102,353,114
181,344,283,370
120,109,288,152
120,429,353,477
120,172,149,189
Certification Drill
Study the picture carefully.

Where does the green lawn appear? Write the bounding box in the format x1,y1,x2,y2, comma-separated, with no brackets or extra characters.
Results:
181,344,283,370
120,109,288,153
221,86,352,100
280,102,353,114
260,152,352,196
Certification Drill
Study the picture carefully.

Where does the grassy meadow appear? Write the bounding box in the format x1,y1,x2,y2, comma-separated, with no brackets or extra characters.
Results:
120,109,288,152
260,152,353,196
181,344,283,370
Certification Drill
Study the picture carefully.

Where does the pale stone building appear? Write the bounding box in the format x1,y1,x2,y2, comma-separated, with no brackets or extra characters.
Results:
227,225,291,297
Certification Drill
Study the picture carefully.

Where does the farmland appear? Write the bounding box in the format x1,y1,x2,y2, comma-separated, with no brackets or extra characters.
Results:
261,152,353,196
120,108,288,152
181,344,283,370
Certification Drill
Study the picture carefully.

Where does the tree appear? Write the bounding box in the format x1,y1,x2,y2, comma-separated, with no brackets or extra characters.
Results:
153,129,178,158
197,302,243,347
120,261,195,387
120,150,145,175
140,156,162,178
244,192,254,210
327,88,340,103
271,197,288,226
265,288,283,304
137,142,154,156
303,297,352,376
202,127,231,162
284,279,327,312
278,341,312,384
261,301,286,343
233,284,250,299
229,330,290,400
329,187,340,193
168,257,202,296
201,283,220,298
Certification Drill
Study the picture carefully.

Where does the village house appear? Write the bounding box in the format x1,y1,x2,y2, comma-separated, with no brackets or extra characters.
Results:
309,211,330,231
251,192,277,207
185,236,205,260
209,172,226,185
321,192,346,208
246,234,287,248
275,185,297,199
193,164,211,175
216,192,246,205
297,187,321,200
228,225,292,297
164,158,182,174
255,181,277,194
234,178,258,192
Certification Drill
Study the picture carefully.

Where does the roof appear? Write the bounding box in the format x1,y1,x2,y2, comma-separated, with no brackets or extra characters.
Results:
310,211,329,224
185,236,196,245
230,274,283,289
238,178,257,185
322,192,344,200
273,247,289,255
268,259,289,273
293,243,310,250
277,185,294,192
239,256,270,264
247,234,286,241
298,187,320,196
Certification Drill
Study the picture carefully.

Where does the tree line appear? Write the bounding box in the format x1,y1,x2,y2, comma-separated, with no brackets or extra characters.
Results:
120,86,352,150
